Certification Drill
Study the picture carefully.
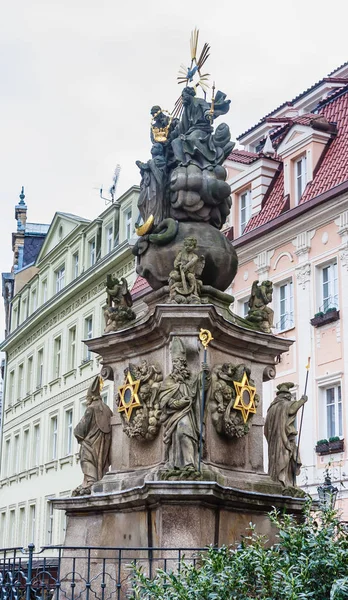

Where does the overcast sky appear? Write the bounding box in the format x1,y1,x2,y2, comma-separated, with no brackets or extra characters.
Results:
1,0,347,342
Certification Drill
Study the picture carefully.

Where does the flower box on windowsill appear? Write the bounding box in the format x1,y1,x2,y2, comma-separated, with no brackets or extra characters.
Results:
310,308,340,327
315,438,344,455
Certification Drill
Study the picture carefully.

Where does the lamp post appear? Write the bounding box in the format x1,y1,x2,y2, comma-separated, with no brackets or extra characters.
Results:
317,470,338,510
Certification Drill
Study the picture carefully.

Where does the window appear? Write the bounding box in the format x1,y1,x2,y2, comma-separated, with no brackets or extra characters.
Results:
33,423,40,467
55,265,65,293
89,239,96,266
8,369,15,405
13,433,20,474
323,385,343,439
53,336,62,378
4,438,11,477
68,326,76,370
18,507,26,546
84,317,93,360
9,510,15,547
0,512,6,547
46,500,54,545
240,190,252,234
242,300,249,317
65,409,73,455
106,225,113,253
295,155,307,204
50,416,58,460
73,252,79,279
31,288,37,312
27,356,33,394
29,504,36,544
42,279,48,303
125,209,132,240
321,262,338,312
37,348,44,388
276,281,294,331
22,429,29,471
22,297,28,322
18,363,24,400
101,391,109,407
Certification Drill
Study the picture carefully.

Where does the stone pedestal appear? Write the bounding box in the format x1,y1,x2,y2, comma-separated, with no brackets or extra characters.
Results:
53,295,305,549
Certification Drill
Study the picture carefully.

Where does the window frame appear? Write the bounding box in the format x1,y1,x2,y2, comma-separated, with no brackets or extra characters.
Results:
295,154,307,205
275,280,294,332
239,189,252,235
55,264,65,293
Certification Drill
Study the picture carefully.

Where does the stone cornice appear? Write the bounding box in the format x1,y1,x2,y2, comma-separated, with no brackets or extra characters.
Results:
87,304,293,366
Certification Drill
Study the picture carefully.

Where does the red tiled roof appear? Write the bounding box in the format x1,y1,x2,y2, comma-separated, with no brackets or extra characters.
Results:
242,87,348,233
227,149,260,164
237,64,348,140
300,87,348,202
131,275,151,297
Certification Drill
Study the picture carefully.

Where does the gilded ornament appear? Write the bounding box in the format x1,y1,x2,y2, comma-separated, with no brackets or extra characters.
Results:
199,328,213,349
233,372,257,424
117,371,142,421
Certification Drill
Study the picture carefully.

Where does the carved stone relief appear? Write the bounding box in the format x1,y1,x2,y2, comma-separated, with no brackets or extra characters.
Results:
210,363,259,438
117,359,163,440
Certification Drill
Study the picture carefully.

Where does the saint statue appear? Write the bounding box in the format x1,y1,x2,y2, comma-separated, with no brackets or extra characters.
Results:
159,337,209,474
72,376,113,496
264,382,307,489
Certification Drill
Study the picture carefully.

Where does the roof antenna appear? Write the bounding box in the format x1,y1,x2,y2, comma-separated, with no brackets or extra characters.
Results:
100,164,121,205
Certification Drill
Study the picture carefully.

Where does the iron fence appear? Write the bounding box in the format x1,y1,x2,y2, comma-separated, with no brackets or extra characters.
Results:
0,544,206,600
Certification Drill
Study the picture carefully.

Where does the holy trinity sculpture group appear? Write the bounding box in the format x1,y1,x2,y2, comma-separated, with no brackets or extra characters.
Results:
72,30,307,498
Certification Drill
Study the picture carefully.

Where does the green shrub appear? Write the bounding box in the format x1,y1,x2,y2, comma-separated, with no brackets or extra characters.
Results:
329,437,341,443
316,439,329,445
130,500,348,599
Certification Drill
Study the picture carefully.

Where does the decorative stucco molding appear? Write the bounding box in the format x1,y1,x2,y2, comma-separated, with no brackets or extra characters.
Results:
295,263,311,290
292,230,316,256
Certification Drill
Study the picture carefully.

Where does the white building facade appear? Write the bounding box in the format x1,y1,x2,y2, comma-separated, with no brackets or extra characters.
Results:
0,187,139,548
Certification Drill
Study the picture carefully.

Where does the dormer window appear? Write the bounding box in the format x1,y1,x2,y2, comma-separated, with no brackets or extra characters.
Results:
89,239,96,266
240,190,252,234
295,155,307,204
55,265,65,293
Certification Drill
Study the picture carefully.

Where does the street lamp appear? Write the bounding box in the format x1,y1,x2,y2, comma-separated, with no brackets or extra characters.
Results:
317,470,338,509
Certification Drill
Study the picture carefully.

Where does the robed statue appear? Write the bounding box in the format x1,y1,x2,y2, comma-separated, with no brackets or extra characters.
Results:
264,382,307,489
72,376,113,496
159,337,209,477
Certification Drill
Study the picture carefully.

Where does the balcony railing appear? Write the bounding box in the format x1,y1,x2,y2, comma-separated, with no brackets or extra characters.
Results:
0,543,206,600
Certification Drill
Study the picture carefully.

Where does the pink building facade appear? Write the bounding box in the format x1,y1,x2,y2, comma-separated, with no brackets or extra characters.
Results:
226,63,348,515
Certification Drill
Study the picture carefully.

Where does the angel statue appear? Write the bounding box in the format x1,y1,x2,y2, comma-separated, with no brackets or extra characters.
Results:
168,237,205,304
245,280,274,333
104,274,136,333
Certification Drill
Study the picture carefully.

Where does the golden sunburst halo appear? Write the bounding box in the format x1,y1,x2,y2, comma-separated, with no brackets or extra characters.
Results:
233,372,257,424
117,371,142,422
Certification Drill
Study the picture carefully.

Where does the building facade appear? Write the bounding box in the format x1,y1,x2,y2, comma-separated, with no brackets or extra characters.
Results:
226,62,348,516
0,187,139,548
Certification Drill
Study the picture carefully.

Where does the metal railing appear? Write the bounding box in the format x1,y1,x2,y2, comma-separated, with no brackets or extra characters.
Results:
0,544,206,600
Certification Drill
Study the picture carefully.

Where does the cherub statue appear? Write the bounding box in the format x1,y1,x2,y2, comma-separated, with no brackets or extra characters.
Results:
104,275,135,333
168,237,205,304
245,280,274,333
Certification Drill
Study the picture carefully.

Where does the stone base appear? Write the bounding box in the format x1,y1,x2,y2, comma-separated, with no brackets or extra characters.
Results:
53,481,305,548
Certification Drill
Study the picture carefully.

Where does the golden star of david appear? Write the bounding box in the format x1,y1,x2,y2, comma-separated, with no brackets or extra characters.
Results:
117,371,141,422
233,372,257,424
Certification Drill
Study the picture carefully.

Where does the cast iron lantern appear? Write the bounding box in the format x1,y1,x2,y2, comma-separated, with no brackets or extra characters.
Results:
317,471,338,509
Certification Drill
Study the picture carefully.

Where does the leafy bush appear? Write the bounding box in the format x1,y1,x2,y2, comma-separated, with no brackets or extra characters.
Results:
130,501,348,599
329,436,341,443
317,439,329,445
